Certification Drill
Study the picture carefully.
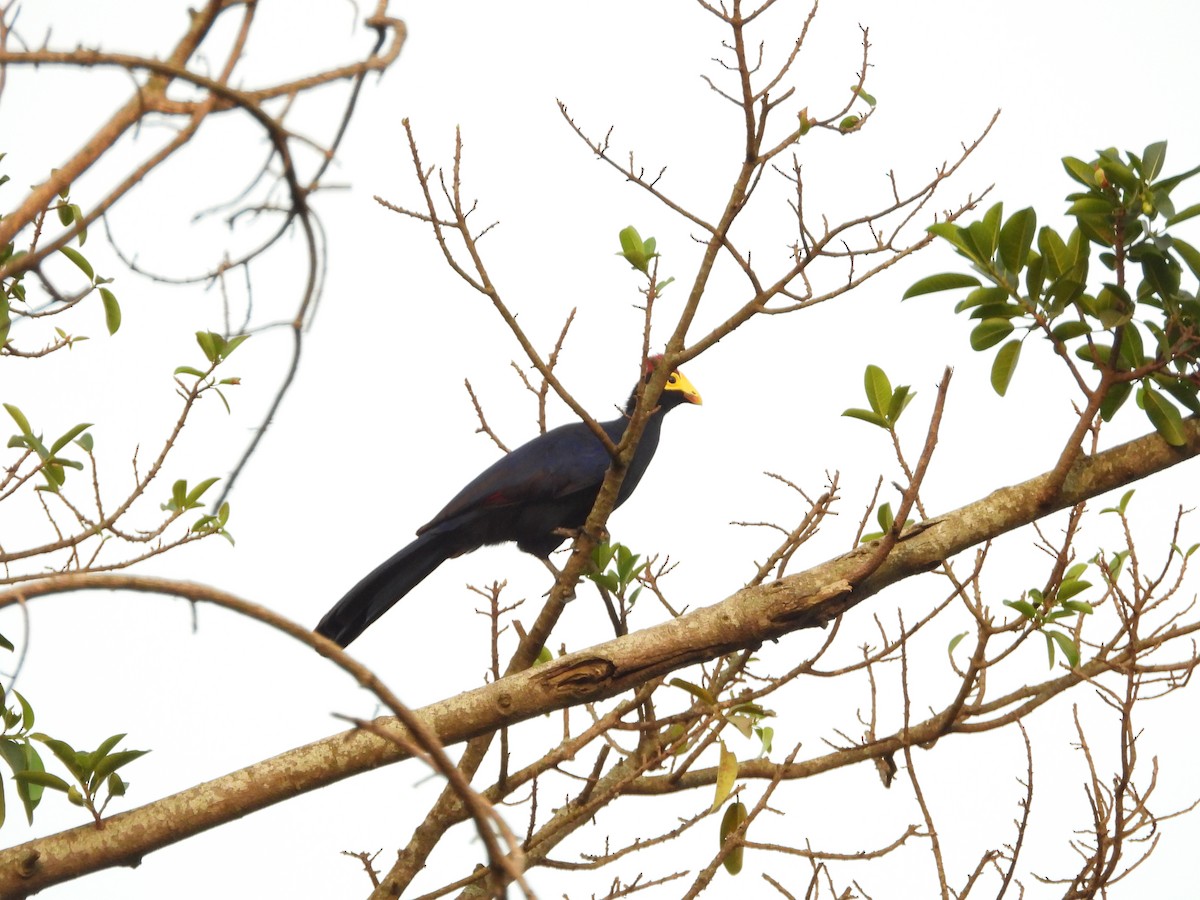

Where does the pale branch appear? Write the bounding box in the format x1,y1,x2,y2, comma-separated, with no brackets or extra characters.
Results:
742,823,922,862
379,685,660,897
0,2,405,518
0,7,404,271
0,421,1197,895
464,379,510,453
386,121,619,458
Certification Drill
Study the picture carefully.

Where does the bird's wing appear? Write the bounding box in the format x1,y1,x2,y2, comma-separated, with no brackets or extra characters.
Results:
417,420,618,534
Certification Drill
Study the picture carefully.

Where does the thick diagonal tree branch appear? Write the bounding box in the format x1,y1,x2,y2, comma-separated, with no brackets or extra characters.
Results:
0,420,1197,897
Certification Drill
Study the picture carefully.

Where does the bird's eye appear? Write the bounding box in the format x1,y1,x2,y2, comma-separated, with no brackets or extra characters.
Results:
668,373,679,385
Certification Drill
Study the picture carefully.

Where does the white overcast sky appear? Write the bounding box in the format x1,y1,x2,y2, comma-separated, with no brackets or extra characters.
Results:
2,1,1200,897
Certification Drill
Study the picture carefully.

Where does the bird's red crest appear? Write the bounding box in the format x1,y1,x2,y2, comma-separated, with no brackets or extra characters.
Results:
643,354,666,377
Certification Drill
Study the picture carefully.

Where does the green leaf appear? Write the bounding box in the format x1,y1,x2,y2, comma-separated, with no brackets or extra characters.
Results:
184,477,220,508
842,408,888,429
106,772,127,797
91,734,127,763
1140,384,1187,446
1142,141,1168,180
1160,379,1200,416
1098,156,1138,193
50,424,92,456
1051,320,1091,342
3,403,32,436
14,770,71,793
998,208,1037,273
1116,325,1146,370
954,286,1010,313
966,203,1002,261
947,632,968,657
875,502,895,534
71,205,87,245
851,85,877,107
927,222,976,258
58,246,94,282
174,366,206,378
1173,238,1200,281
719,801,747,875
970,318,1014,351
162,479,188,513
1038,226,1071,277
1102,489,1135,517
863,365,892,416
32,736,87,783
1099,380,1132,421
966,301,1023,321
617,225,651,274
0,742,22,827
13,691,34,732
1067,195,1116,218
902,272,981,299
1092,284,1133,329
990,339,1021,396
1057,579,1092,602
887,385,914,423
222,334,249,358
1167,202,1200,226
99,288,121,335
0,740,24,774
755,726,774,755
712,743,738,813
1047,630,1081,668
1062,156,1099,187
591,542,616,571
17,744,45,822
1151,161,1200,196
91,749,149,785
1003,598,1038,620
669,678,716,707
195,331,217,362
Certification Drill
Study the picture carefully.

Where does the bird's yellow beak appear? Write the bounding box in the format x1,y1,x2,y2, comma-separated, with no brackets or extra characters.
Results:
666,369,702,405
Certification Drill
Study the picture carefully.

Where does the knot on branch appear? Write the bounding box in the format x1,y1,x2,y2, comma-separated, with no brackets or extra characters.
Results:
534,656,616,697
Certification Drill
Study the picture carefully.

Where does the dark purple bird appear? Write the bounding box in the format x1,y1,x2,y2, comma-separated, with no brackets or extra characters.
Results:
315,358,701,646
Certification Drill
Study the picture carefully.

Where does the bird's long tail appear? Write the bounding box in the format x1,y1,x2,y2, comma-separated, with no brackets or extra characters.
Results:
316,530,461,647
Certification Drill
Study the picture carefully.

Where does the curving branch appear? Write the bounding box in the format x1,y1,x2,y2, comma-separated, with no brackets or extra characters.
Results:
0,419,1196,897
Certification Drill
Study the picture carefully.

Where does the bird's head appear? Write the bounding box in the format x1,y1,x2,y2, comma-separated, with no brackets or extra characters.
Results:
628,355,702,413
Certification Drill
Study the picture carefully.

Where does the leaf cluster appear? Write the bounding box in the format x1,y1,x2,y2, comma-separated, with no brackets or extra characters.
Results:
161,477,233,545
1,162,121,352
0,639,149,828
4,403,92,493
859,501,913,544
905,141,1200,443
843,364,915,431
1000,563,1094,668
587,541,647,605
616,225,674,293
15,732,148,825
